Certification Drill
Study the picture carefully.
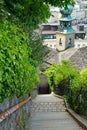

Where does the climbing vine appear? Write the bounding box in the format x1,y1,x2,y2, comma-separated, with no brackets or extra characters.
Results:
0,20,39,102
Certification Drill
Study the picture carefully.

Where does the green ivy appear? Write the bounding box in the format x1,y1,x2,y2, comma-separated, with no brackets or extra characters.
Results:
0,20,39,102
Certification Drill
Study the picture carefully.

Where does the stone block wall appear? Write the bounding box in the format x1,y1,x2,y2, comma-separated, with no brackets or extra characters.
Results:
0,95,31,130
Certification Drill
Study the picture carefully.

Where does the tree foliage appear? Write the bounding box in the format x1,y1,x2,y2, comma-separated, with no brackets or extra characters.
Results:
1,0,75,31
0,0,75,102
44,61,87,117
44,60,79,94
2,0,51,30
44,0,75,8
0,0,75,65
29,33,49,65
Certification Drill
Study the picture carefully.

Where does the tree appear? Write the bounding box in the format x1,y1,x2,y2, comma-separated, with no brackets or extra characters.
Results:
2,0,51,31
0,0,75,101
44,0,75,8
29,33,49,65
0,0,75,65
2,0,75,31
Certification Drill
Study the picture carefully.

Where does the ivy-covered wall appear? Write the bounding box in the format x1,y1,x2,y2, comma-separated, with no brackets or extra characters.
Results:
0,20,39,102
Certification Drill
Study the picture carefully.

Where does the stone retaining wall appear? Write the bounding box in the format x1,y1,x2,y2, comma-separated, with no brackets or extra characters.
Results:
0,94,31,130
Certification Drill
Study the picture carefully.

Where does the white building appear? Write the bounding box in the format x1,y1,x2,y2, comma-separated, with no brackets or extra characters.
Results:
48,6,61,24
75,39,87,48
48,4,86,24
71,2,85,21
79,0,87,5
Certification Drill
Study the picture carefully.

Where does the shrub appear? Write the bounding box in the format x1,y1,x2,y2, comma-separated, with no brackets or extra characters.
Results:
44,60,79,95
44,60,87,117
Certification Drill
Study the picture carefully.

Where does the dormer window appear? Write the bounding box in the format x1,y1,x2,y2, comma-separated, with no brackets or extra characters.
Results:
68,22,71,27
64,22,67,27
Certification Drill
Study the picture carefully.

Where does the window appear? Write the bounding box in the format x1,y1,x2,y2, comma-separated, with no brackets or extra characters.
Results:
53,35,56,39
69,38,72,44
64,22,67,27
68,22,71,27
82,44,86,47
59,38,62,46
43,34,56,39
43,25,51,30
50,45,52,47
78,44,80,47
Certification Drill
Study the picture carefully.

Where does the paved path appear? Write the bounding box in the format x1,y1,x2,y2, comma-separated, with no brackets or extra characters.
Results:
26,94,84,130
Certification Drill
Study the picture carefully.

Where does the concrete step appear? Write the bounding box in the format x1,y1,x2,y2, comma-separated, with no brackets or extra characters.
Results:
27,126,83,130
27,94,84,130
27,112,84,130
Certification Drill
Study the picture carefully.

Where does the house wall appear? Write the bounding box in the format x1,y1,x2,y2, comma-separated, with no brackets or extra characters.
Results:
43,39,57,49
56,33,66,51
56,33,75,51
65,34,75,48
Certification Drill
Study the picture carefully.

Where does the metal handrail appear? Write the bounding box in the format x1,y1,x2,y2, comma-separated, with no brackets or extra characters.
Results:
0,96,31,122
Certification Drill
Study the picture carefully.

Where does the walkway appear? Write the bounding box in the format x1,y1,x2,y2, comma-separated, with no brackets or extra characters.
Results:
26,94,84,130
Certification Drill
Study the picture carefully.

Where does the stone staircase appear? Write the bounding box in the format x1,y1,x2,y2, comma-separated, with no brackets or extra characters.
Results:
26,94,84,130
30,94,66,113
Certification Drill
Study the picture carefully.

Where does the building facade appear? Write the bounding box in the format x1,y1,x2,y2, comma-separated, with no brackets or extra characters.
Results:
41,4,87,50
